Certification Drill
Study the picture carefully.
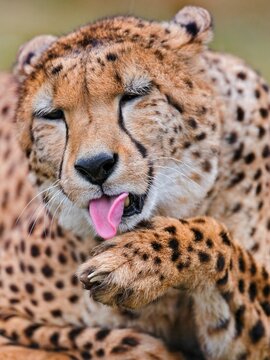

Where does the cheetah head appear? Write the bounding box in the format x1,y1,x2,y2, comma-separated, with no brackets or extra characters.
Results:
15,6,220,239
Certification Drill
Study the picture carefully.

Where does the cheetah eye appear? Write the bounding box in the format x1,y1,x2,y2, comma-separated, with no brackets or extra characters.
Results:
34,109,65,121
120,93,142,105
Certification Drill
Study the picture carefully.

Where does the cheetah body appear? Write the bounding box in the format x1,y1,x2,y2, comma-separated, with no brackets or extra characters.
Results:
0,6,270,360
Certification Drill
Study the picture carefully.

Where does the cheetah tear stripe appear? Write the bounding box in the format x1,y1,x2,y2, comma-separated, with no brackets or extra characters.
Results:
89,193,128,239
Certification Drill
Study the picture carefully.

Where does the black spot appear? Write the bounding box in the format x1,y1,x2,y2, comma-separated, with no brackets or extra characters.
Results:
154,256,161,265
68,327,84,341
69,295,79,303
177,260,190,271
238,279,245,294
262,83,269,92
164,226,176,235
262,267,269,280
258,125,266,138
142,253,148,261
43,291,54,301
135,219,153,230
106,53,117,61
10,331,18,342
191,228,203,242
235,305,245,336
232,203,242,213
41,264,54,278
202,160,212,172
114,72,122,83
227,131,238,144
154,50,164,61
51,309,62,318
168,238,179,249
216,253,225,272
80,349,93,359
184,78,193,89
78,37,100,48
96,348,104,357
195,132,206,141
50,332,59,346
267,219,270,231
220,231,231,246
30,245,40,257
236,106,245,121
248,282,257,302
151,241,162,251
25,283,34,294
249,320,265,343
232,143,244,162
122,336,139,347
255,89,261,98
216,270,229,286
84,342,93,350
256,183,262,195
184,21,199,37
237,72,247,80
187,245,194,252
259,108,269,119
249,262,257,276
261,302,270,316
58,253,67,264
244,152,255,164
51,64,63,75
238,353,248,360
55,280,64,289
192,218,206,224
168,238,180,261
206,239,213,248
10,284,19,293
229,172,245,187
263,284,270,297
23,51,35,65
198,251,210,263
24,323,42,338
188,118,197,129
222,291,234,303
5,266,13,275
238,254,246,273
262,145,270,158
96,328,111,341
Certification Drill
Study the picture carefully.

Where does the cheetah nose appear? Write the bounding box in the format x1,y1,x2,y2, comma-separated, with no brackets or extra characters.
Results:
74,152,118,185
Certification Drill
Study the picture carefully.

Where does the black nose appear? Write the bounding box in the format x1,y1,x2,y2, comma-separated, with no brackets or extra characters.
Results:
74,153,118,185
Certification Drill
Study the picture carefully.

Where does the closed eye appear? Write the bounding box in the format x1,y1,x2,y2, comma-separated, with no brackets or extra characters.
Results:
120,92,143,104
33,109,65,121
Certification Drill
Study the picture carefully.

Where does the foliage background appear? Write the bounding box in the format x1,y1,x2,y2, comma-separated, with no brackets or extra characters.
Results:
0,0,269,80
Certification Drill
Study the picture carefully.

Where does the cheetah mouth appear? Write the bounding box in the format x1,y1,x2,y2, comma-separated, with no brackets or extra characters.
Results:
122,193,146,217
89,193,146,239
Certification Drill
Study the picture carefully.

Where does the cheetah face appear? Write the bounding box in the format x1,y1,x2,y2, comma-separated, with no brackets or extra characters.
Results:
16,7,220,238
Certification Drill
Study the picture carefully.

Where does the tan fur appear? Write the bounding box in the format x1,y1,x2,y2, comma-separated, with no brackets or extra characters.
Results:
0,5,270,360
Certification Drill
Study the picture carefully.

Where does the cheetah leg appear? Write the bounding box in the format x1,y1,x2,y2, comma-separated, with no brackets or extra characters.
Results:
78,216,270,360
0,314,183,360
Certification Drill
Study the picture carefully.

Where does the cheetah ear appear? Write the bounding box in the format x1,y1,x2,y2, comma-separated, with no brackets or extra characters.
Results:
172,6,213,45
14,35,57,81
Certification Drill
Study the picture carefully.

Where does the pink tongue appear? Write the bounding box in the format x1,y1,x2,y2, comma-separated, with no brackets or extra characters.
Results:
89,193,128,239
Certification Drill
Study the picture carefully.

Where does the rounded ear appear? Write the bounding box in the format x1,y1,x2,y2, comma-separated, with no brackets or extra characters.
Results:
172,6,213,45
14,35,57,81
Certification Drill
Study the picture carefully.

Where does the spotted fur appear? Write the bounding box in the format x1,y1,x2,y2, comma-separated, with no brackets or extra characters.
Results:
0,5,270,360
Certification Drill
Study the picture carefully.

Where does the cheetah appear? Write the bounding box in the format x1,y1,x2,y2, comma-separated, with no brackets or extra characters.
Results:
0,5,270,360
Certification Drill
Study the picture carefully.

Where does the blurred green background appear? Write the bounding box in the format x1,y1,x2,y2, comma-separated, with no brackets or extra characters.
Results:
0,0,269,80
